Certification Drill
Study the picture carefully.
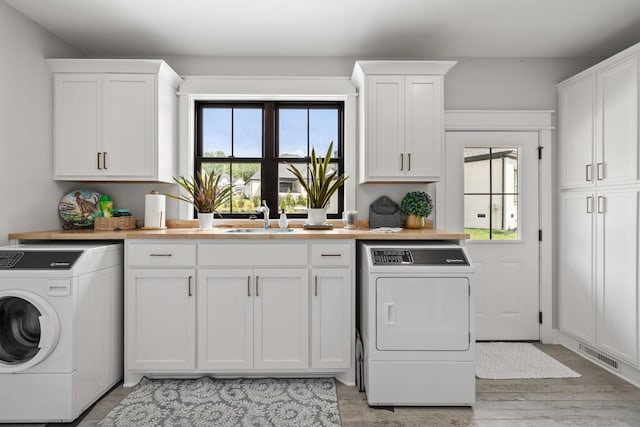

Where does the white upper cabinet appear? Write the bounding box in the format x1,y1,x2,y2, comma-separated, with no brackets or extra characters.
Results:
558,52,639,189
48,59,182,182
352,61,455,183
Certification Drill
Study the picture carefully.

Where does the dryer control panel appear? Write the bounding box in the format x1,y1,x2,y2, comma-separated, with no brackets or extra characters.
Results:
0,251,83,269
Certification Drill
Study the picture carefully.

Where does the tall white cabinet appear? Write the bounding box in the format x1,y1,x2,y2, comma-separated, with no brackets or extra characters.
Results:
48,59,182,182
558,43,640,368
351,61,456,183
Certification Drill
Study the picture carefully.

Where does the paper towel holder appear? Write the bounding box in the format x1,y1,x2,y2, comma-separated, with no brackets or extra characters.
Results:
141,190,168,230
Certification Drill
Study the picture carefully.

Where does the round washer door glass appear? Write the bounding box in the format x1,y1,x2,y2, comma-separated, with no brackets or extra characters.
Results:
0,296,43,364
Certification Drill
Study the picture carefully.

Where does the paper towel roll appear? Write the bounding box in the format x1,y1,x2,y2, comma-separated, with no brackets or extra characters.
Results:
144,191,166,229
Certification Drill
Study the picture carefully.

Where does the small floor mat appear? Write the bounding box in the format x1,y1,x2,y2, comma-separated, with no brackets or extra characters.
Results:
97,377,341,426
476,342,581,379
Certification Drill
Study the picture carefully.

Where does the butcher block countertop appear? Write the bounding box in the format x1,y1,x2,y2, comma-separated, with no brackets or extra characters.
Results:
8,222,468,241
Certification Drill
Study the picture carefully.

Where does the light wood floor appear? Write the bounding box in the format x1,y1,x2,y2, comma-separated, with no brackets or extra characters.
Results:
10,344,639,427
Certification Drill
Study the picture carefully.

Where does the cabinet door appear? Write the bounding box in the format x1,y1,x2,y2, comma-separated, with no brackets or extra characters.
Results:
404,75,441,180
197,269,253,370
311,268,352,369
558,191,596,344
596,190,639,365
126,269,195,370
53,74,103,179
103,74,156,178
558,75,596,188
254,269,309,369
596,56,639,185
365,75,405,180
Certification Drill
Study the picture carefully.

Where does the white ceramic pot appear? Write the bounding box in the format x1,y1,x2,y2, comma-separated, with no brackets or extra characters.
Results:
198,212,214,229
307,208,327,226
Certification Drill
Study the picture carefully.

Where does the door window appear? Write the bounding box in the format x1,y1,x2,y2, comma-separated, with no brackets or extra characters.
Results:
463,147,519,240
0,297,41,364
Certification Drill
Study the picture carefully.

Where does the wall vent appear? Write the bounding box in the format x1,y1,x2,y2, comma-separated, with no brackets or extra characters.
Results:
578,344,620,371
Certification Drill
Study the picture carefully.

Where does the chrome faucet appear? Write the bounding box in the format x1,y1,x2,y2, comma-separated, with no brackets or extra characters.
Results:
256,200,270,229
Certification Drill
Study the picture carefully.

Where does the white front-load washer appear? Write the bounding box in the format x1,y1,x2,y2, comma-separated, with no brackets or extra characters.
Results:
0,242,123,422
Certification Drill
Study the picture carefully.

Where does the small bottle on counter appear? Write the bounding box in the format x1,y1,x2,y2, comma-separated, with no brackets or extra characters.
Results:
279,209,289,229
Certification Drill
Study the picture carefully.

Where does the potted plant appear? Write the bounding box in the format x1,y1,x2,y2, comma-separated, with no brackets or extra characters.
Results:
400,191,433,229
287,141,348,225
166,169,232,229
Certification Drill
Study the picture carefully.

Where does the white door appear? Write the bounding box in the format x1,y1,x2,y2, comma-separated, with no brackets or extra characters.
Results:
376,277,470,350
446,131,540,340
253,269,309,369
405,75,440,179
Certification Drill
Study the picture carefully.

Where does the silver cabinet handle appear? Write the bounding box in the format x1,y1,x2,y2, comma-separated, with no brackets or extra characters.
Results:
314,276,318,297
407,153,411,171
585,164,592,182
597,196,605,214
400,153,404,171
321,254,342,257
149,253,172,257
586,196,593,214
255,276,259,297
97,152,102,170
247,276,251,297
596,162,604,180
188,276,193,296
103,152,108,169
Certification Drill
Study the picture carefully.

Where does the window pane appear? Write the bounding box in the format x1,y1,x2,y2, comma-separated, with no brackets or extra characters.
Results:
201,163,231,213
310,109,338,157
202,108,231,157
464,194,491,240
278,163,307,214
491,149,518,194
233,109,262,157
230,163,261,213
464,148,490,193
279,109,308,158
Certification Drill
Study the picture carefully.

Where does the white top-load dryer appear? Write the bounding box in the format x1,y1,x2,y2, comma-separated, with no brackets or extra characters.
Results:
0,242,123,422
358,242,474,406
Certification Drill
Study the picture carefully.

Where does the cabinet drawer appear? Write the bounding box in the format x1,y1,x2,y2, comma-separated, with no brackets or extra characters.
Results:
311,244,351,266
199,244,308,266
128,244,196,267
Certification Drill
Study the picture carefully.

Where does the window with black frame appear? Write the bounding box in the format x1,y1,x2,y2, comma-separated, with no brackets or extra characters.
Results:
195,101,344,218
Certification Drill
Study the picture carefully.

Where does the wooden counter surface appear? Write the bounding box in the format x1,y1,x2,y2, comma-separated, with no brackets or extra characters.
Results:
8,226,468,241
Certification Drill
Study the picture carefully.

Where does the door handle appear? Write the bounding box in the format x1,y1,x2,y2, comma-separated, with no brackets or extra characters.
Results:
247,276,251,297
314,276,318,297
103,152,108,169
586,196,593,214
383,303,395,325
407,153,411,171
400,153,404,171
255,275,259,297
596,162,604,180
97,152,102,170
188,276,193,296
597,196,605,214
585,164,592,182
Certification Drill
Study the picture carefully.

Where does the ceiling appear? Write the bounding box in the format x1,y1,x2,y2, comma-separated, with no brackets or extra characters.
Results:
5,0,640,59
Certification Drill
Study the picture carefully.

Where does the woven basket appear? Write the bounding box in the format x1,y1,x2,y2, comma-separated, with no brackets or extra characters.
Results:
94,216,136,231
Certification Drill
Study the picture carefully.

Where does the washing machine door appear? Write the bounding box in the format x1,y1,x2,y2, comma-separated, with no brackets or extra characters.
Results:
0,290,61,373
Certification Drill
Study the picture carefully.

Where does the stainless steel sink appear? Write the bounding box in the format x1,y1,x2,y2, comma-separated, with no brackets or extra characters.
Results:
224,228,296,233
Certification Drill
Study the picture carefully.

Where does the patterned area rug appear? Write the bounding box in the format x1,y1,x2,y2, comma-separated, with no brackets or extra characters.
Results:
98,377,341,426
476,342,581,379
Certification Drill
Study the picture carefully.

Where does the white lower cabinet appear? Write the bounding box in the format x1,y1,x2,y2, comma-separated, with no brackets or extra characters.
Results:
311,268,352,369
126,240,353,382
198,268,309,370
559,189,639,366
126,268,196,370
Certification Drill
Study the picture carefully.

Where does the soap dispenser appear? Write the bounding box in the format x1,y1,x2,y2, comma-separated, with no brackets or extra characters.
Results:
279,209,289,229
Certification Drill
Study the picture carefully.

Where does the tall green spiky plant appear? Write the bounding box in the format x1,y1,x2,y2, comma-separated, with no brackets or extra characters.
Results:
166,169,232,213
287,141,348,208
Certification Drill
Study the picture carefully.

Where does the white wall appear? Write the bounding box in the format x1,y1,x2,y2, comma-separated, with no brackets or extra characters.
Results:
0,2,80,244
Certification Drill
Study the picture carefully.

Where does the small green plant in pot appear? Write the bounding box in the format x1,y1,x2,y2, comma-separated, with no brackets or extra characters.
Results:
400,191,433,229
166,169,232,229
287,141,348,225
